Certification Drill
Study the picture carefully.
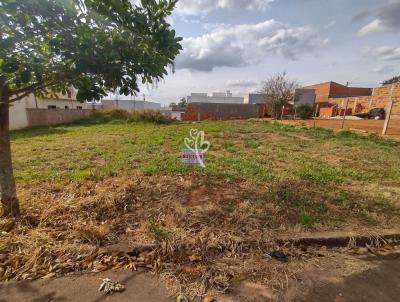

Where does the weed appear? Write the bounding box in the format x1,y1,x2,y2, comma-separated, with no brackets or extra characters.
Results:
222,141,239,152
298,161,343,184
148,219,169,241
298,211,316,227
243,138,260,149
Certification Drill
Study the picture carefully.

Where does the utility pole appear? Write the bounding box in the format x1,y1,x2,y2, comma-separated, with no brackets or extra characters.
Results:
130,94,133,111
341,81,350,129
313,103,319,128
382,84,395,135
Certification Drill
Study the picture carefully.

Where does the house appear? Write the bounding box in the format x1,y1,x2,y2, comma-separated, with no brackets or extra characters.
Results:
243,93,269,104
160,107,185,120
303,81,372,103
187,91,244,104
294,89,316,107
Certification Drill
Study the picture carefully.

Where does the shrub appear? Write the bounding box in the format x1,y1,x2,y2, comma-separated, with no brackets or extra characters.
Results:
90,109,172,124
296,104,314,119
128,109,171,124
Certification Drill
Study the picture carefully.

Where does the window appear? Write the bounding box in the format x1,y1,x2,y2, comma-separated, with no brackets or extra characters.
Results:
77,106,83,109
48,105,57,109
65,106,69,109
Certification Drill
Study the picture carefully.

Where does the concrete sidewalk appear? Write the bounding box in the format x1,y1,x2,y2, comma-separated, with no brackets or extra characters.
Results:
0,270,173,302
1,253,399,301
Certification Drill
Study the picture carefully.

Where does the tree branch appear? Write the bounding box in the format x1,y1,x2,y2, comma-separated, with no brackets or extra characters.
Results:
8,80,60,103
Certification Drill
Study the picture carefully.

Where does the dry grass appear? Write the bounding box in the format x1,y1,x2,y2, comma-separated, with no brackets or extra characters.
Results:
1,172,399,297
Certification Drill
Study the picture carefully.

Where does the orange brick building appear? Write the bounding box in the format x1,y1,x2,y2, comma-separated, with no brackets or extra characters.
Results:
304,82,400,119
303,81,372,103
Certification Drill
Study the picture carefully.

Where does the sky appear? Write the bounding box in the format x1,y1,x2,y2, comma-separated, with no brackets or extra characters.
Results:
114,0,400,105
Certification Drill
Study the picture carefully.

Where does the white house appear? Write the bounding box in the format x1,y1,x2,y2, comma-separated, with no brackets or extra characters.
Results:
187,91,244,104
160,107,185,120
243,93,268,104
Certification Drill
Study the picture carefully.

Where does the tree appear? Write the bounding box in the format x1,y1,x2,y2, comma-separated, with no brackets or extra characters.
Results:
177,97,187,108
260,73,299,119
296,104,314,119
0,0,182,216
382,75,400,86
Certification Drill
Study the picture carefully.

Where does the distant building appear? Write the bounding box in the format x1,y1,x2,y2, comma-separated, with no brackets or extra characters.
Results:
294,89,316,107
302,81,372,103
187,91,244,104
160,107,185,120
243,93,268,104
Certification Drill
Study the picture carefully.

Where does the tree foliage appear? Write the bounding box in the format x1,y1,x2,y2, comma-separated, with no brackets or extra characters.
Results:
0,0,182,216
0,0,182,102
296,104,314,119
260,72,299,118
382,75,400,86
169,97,186,109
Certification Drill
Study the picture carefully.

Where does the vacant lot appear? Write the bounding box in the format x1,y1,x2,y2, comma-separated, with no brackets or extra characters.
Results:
281,118,400,138
1,118,400,297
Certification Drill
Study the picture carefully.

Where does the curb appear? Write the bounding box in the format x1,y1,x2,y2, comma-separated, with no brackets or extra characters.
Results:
277,231,400,248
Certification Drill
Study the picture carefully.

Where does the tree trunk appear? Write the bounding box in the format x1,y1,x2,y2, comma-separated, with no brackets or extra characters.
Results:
0,79,20,216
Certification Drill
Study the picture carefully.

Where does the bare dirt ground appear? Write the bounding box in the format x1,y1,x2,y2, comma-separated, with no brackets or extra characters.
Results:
279,118,400,139
1,251,399,302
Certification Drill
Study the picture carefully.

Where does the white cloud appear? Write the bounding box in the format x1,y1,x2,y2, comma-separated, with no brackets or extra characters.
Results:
358,1,400,36
365,46,400,61
176,0,274,15
227,80,258,88
175,20,327,71
359,19,385,36
373,64,395,74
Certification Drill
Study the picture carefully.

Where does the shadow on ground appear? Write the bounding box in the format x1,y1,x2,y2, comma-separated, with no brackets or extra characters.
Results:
291,253,400,302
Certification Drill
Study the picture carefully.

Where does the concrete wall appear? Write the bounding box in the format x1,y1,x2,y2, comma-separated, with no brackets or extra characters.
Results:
101,99,161,111
26,108,93,128
183,102,266,121
9,94,89,130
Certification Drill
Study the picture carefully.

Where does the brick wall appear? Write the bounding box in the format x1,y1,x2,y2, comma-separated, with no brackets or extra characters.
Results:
329,82,372,98
325,84,400,119
303,82,331,103
303,82,372,103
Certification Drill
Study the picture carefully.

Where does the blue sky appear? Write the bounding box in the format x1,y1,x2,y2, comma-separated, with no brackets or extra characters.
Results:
125,0,400,105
